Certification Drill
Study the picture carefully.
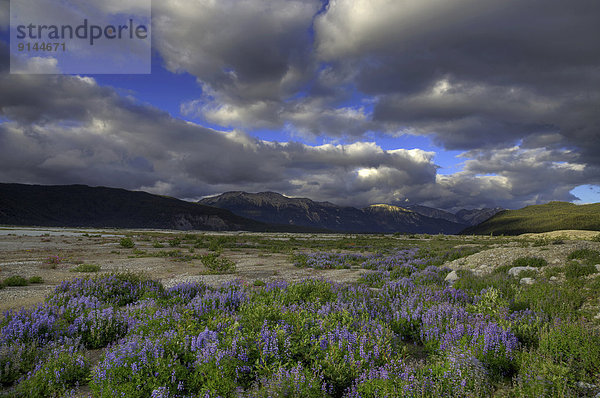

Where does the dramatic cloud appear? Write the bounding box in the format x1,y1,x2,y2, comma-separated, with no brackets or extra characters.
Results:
153,0,319,101
1,69,595,209
0,73,437,206
152,0,600,165
1,0,599,210
314,0,600,157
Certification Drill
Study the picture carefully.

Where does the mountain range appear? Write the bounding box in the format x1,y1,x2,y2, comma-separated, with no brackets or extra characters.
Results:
0,183,503,234
199,191,502,234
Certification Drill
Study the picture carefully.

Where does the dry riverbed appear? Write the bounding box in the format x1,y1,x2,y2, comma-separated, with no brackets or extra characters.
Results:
0,228,369,313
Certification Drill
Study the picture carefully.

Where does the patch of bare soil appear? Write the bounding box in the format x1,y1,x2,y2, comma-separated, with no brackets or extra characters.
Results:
0,230,367,313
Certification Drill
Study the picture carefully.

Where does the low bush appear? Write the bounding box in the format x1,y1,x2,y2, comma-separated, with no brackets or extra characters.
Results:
514,283,585,319
513,350,574,397
28,276,44,284
537,321,600,383
512,257,547,268
564,262,597,279
543,266,563,278
168,237,182,247
71,263,101,273
201,253,236,274
3,275,29,287
453,271,516,301
0,342,41,386
568,248,600,265
119,237,135,248
15,344,89,397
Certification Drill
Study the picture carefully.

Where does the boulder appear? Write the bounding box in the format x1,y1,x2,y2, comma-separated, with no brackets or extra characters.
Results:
445,270,459,283
508,266,537,277
520,277,535,285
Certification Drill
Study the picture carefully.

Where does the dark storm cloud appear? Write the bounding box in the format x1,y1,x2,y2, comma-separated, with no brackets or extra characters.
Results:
314,0,600,160
156,0,600,167
0,73,442,207
153,0,320,103
0,72,595,209
2,0,599,210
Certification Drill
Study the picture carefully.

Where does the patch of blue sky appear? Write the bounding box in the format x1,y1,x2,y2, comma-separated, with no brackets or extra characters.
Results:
364,132,465,175
571,185,600,204
90,55,202,119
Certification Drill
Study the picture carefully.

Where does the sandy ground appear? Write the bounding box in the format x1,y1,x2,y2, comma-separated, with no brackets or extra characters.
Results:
0,228,368,313
2,227,599,314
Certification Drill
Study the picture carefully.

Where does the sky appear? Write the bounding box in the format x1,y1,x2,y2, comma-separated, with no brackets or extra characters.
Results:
1,0,599,212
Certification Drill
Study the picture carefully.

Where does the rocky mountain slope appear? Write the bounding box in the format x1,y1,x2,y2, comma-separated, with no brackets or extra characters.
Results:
200,192,468,234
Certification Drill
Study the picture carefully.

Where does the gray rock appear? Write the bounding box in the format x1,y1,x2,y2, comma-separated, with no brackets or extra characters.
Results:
508,266,538,277
576,381,597,390
520,277,535,285
550,276,559,281
595,264,600,272
445,270,459,283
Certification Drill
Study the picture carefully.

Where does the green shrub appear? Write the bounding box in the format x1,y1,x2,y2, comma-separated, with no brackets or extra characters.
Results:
493,264,514,275
168,237,182,247
152,241,164,248
512,257,547,268
201,253,236,274
564,261,597,279
282,279,336,305
119,237,135,248
514,283,585,319
568,248,600,265
453,271,516,301
513,350,574,397
71,263,101,273
3,275,29,287
15,346,89,397
591,234,600,242
537,321,600,383
253,280,266,287
467,287,508,319
28,276,44,284
518,269,538,278
543,266,563,278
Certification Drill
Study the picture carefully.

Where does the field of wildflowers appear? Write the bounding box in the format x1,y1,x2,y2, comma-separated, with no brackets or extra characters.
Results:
1,237,600,397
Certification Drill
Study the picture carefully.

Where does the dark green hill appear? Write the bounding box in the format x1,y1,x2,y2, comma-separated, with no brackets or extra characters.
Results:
461,201,600,235
0,183,295,231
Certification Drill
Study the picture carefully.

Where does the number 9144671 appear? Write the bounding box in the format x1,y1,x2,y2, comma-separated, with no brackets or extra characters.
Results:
18,42,66,52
